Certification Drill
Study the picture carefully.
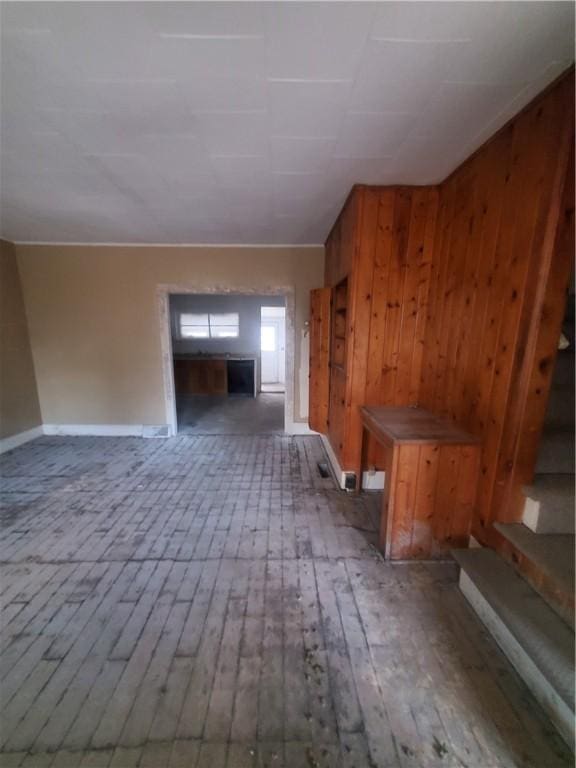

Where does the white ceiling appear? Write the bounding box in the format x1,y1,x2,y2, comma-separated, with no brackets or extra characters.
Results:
1,1,573,245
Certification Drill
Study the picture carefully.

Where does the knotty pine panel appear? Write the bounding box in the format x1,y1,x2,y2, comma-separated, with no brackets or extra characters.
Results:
309,287,331,433
420,70,574,544
385,442,479,559
323,186,438,469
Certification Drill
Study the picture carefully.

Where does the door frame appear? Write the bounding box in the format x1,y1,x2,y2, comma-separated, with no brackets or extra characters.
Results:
157,283,295,435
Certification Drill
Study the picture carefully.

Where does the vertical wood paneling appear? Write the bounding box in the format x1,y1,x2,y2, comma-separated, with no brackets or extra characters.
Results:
324,186,438,470
365,194,395,403
343,189,379,469
308,288,331,433
408,190,438,404
431,446,460,547
420,71,574,544
318,70,573,547
390,444,420,559
495,130,575,523
328,367,346,458
452,446,481,547
410,444,440,558
385,440,480,560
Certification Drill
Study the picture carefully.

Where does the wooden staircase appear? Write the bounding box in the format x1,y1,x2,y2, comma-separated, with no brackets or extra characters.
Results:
452,339,575,747
453,547,574,748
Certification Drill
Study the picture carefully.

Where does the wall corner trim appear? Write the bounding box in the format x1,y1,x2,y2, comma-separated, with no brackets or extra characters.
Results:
0,426,43,454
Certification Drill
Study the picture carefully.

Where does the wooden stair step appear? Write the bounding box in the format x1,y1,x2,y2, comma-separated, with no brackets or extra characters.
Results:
494,522,575,629
453,547,574,747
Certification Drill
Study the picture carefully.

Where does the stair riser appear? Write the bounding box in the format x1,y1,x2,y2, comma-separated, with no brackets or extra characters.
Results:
502,542,575,630
459,570,575,749
523,498,576,534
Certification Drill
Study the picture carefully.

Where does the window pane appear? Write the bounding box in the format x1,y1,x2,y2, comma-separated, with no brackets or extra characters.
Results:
210,313,238,327
180,313,209,326
211,326,239,338
261,325,276,352
181,326,209,338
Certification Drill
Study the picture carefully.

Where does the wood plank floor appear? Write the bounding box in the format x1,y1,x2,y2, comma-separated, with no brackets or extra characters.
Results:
0,435,571,768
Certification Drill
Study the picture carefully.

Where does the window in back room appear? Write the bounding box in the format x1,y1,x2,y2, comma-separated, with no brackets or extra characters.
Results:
179,312,239,339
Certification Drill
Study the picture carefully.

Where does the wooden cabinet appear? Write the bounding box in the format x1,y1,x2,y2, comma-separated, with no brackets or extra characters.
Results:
358,407,480,559
174,359,227,396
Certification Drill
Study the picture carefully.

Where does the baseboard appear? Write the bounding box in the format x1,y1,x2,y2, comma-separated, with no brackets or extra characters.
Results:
319,435,386,490
320,434,347,488
42,424,170,438
0,426,44,454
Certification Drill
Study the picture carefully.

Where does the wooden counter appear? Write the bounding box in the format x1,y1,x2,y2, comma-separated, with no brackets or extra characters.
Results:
357,406,480,559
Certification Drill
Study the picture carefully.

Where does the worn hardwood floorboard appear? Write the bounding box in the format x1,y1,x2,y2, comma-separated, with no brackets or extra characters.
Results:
0,435,571,767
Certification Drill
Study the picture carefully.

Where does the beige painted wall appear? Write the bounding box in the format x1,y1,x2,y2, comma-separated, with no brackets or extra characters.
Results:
15,244,324,428
0,240,42,438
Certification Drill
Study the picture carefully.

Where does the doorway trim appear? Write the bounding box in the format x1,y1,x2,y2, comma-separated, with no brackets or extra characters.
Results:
157,283,296,436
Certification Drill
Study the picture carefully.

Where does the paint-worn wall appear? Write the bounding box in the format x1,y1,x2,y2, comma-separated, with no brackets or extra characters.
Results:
15,245,324,427
0,239,42,438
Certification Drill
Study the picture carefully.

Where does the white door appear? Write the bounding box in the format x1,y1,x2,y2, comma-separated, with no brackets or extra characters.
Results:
261,323,279,383
260,307,285,387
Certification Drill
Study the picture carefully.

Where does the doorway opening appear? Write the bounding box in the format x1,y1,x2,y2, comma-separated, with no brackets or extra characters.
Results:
260,306,286,393
168,293,286,435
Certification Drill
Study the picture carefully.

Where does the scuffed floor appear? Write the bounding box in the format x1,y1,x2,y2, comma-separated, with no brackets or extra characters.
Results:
0,435,571,767
176,394,284,435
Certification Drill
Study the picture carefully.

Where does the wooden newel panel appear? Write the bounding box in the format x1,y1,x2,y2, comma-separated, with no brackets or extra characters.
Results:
308,287,331,433
360,406,480,559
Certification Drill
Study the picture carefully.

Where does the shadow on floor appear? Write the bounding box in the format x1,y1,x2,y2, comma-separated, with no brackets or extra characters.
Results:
176,393,284,435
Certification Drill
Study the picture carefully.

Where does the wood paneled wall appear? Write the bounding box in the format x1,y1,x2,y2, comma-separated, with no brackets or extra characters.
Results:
419,71,574,544
308,288,331,433
324,186,439,469
318,70,574,546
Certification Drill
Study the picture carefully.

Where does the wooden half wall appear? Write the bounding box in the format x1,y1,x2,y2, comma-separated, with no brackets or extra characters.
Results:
316,70,574,545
